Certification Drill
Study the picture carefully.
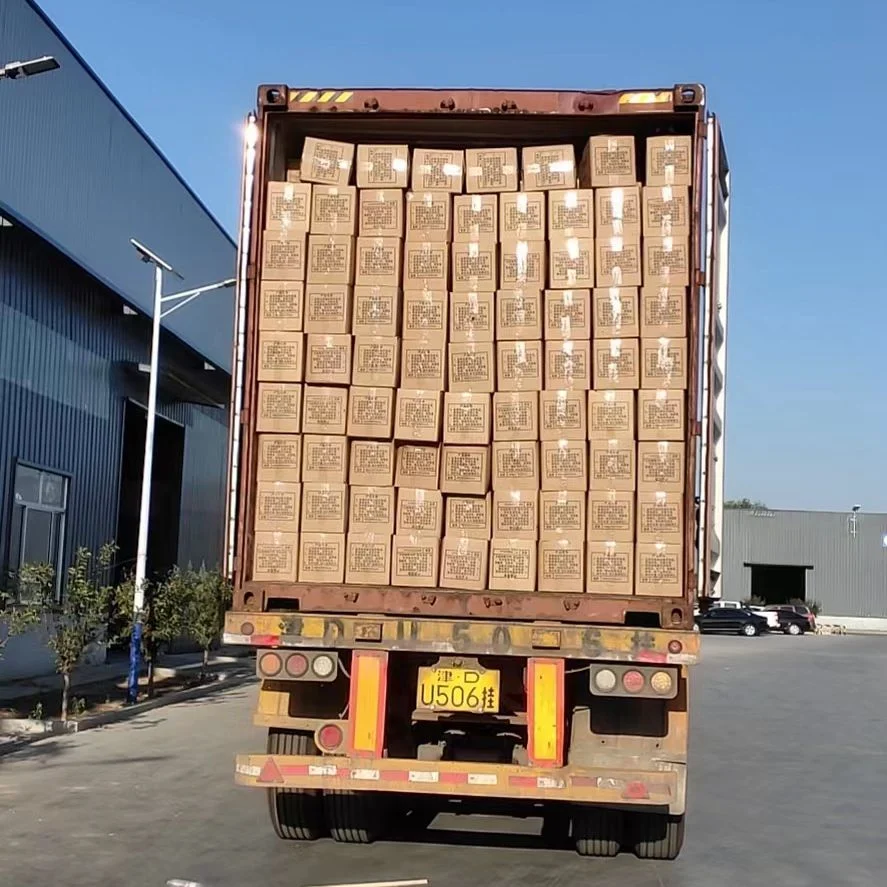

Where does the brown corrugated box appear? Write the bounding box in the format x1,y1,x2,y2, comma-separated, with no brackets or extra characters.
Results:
540,490,585,540
588,390,635,439
395,444,440,489
454,194,498,242
394,390,443,442
359,189,405,237
449,291,494,343
266,182,312,233
637,389,685,441
544,339,591,390
302,386,348,435
596,237,642,288
465,147,518,193
310,185,357,235
254,481,302,534
449,342,496,393
256,383,302,433
643,237,690,288
347,386,395,438
500,192,545,240
304,334,352,385
593,287,639,339
400,339,446,390
349,440,394,486
298,532,346,583
580,136,637,188
587,489,634,543
543,289,591,340
441,445,491,495
252,531,298,582
355,237,402,288
642,185,690,237
405,192,452,242
587,541,634,595
549,236,595,289
262,231,306,281
538,538,584,592
302,434,349,483
259,281,304,332
396,488,444,536
351,337,400,388
285,164,301,184
257,331,304,383
496,288,542,341
589,438,636,492
444,392,491,445
300,137,354,187
345,533,392,586
541,439,587,492
496,340,543,392
307,234,355,285
595,186,641,238
637,441,685,493
440,537,489,591
641,286,687,338
257,433,302,482
403,241,449,289
635,542,683,596
500,239,547,290
637,491,683,544
356,144,410,189
492,490,539,539
492,441,540,491
640,337,688,389
547,189,594,238
445,493,492,539
391,534,440,587
402,289,447,340
493,391,539,441
348,486,395,534
352,286,401,337
301,482,348,533
522,145,576,191
646,136,692,187
488,538,537,591
411,148,464,193
304,284,352,334
592,338,640,390
540,389,586,440
452,238,498,293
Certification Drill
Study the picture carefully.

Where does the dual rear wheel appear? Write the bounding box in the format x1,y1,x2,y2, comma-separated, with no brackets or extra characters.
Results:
572,805,685,859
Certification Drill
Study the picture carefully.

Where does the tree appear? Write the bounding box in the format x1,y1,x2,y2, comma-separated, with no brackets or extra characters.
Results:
725,498,768,510
181,566,232,672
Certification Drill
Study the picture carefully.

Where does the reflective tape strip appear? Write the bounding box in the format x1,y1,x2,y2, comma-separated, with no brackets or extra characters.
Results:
236,763,261,777
408,770,439,783
308,764,338,777
351,768,380,781
223,633,251,645
251,634,280,646
335,91,353,103
619,91,671,105
467,773,497,786
299,90,319,103
318,90,336,103
509,775,565,789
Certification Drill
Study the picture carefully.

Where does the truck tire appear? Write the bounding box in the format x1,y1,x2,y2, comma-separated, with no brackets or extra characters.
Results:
266,729,325,841
572,806,623,857
630,812,685,860
324,790,389,844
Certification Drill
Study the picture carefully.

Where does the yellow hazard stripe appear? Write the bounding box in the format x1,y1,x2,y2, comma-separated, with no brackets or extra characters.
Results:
619,91,671,105
289,89,354,105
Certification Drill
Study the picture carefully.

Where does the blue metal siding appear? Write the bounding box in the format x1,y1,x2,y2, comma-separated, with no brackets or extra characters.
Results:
0,0,236,370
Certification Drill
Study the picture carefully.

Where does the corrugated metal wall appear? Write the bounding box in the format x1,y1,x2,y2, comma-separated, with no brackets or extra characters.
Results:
723,509,887,617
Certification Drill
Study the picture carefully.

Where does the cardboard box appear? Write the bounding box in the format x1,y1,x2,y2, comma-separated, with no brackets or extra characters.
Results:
593,287,639,339
641,286,687,337
493,391,539,442
541,438,587,492
302,434,349,483
359,189,405,237
445,493,492,539
304,284,352,334
403,241,449,289
257,433,302,482
348,486,396,534
496,288,542,341
345,532,392,586
301,482,348,534
301,386,348,435
405,192,452,241
441,445,491,496
492,441,539,491
587,489,635,542
307,234,355,285
450,291,494,343
351,337,400,388
549,236,595,289
540,489,585,540
454,194,498,242
543,289,591,341
593,338,640,390
352,286,401,337
452,238,498,293
522,145,576,191
580,136,637,187
637,441,685,493
492,490,539,539
547,189,594,238
412,148,464,193
355,237,402,287
300,136,354,187
596,237,642,288
400,339,446,390
266,182,312,232
500,239,547,289
254,481,302,534
588,390,636,439
544,339,591,391
488,538,537,591
465,147,518,193
402,289,447,340
349,440,394,486
540,389,586,440
637,491,683,544
395,444,440,489
637,389,685,441
391,534,441,587
589,438,636,492
643,237,690,288
252,531,298,582
595,185,641,238
587,541,634,595
440,537,489,591
394,390,443,442
304,334,352,385
641,337,688,390
259,281,304,332
262,231,306,281
646,136,692,187
538,537,584,592
396,488,444,536
500,192,546,240
635,542,683,597
444,392,492,445
256,383,302,433
449,341,496,393
285,164,301,183
298,532,346,583
642,185,690,237
496,340,543,392
310,185,357,235
356,144,409,189
347,386,395,439
257,331,304,382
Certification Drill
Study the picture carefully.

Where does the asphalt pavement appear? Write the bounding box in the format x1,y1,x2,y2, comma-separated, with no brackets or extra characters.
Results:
2,634,886,887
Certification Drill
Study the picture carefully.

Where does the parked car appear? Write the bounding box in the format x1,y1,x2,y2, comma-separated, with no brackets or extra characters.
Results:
710,600,780,630
768,607,812,635
765,604,816,631
695,608,770,637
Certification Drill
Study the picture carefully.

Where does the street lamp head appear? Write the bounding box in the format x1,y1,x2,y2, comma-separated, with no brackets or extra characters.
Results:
1,55,59,80
130,238,179,275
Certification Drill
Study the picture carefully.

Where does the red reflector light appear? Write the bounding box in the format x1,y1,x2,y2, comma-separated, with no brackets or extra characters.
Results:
668,639,683,654
285,653,309,678
259,651,282,676
317,723,344,752
240,621,255,636
622,670,645,693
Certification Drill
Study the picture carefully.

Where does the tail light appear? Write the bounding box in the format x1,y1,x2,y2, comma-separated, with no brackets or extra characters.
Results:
258,651,282,677
590,664,679,699
256,650,339,682
315,721,346,753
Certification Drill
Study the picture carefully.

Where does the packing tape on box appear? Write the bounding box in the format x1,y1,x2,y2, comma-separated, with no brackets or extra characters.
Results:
654,336,678,387
608,287,626,335
607,236,628,286
661,139,680,186
659,185,676,237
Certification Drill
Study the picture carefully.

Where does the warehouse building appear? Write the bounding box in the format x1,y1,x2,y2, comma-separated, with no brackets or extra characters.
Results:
1,0,236,678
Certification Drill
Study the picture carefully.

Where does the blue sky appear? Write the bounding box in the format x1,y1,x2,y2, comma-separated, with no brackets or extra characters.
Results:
38,0,886,512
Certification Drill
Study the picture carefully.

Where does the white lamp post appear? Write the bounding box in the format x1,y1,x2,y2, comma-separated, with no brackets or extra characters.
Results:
0,55,59,80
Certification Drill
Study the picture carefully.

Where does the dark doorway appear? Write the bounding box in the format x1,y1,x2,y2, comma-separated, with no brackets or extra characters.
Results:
747,564,810,606
116,401,185,584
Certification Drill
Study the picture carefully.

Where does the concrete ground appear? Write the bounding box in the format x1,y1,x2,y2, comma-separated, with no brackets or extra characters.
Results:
1,634,885,887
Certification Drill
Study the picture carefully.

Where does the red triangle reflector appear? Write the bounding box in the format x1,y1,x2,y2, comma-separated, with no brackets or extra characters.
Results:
258,758,284,784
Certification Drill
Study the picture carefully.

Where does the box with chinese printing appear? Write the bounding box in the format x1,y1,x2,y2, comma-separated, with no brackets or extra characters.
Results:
310,185,357,235
302,434,349,483
352,286,401,337
345,533,392,586
488,538,537,592
593,338,640,390
307,235,355,285
256,383,302,433
637,441,685,493
394,389,443,442
640,337,688,390
587,489,634,543
254,481,302,534
300,136,354,187
547,189,594,239
646,136,692,187
496,288,542,341
444,392,491,445
351,337,400,388
347,386,395,439
411,148,464,193
540,389,586,440
579,136,637,188
355,237,402,288
392,534,440,587
301,482,348,534
303,283,352,334
522,145,576,191
285,163,301,183
595,185,641,239
252,531,298,582
540,490,585,540
441,445,491,496
588,389,635,439
301,386,348,435
440,537,489,591
356,144,409,189
491,441,540,491
635,542,683,596
449,342,496,394
493,391,539,442
405,192,452,242
641,286,687,338
349,440,394,486
500,239,547,290
637,389,685,441
587,541,634,595
402,289,447,340
538,538,584,593
454,194,498,242
348,485,395,534
400,339,446,390
266,181,312,233
465,147,518,193
589,437,636,492
298,532,346,583
396,488,444,537
637,491,683,545
304,333,351,388
593,287,639,339
261,231,306,281
500,192,545,240
257,331,304,383
492,490,539,539
403,241,450,291
450,291,494,343
544,339,591,390
259,281,304,332
549,236,595,289
541,439,587,492
496,340,543,392
643,237,690,288
395,444,440,489
596,237,642,288
445,493,492,539
452,238,498,293
642,185,690,237
257,433,302,483
359,189,405,237
544,289,591,340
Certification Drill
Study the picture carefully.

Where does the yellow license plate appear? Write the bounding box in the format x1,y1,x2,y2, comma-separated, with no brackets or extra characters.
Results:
416,666,500,713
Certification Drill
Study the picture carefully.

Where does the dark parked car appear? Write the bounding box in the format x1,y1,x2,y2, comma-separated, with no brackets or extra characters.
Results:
769,607,812,635
765,604,816,632
695,607,770,637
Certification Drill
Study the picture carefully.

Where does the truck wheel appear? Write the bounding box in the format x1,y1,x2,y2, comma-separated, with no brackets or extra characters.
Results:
572,805,623,856
630,812,685,860
266,729,325,841
324,790,389,844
